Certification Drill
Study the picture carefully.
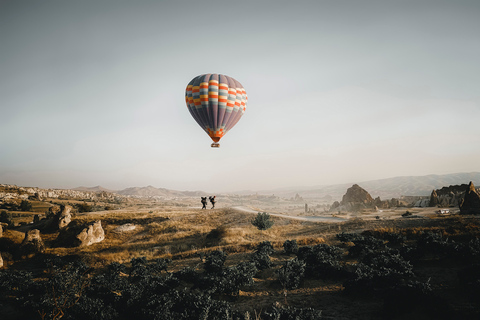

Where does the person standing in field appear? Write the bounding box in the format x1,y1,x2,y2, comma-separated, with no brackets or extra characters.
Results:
209,196,216,209
201,197,207,209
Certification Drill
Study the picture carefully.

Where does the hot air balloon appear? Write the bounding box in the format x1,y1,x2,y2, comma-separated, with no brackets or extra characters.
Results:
185,74,247,147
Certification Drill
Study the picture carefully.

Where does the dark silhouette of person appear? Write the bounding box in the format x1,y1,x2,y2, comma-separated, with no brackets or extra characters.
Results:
201,197,207,209
209,196,216,209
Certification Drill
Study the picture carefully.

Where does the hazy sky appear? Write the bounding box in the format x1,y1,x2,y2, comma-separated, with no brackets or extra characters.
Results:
1,0,479,192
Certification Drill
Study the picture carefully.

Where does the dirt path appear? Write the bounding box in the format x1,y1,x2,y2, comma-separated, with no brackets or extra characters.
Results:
231,206,348,223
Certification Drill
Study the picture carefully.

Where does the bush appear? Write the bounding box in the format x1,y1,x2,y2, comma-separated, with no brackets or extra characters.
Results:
336,232,364,243
256,241,275,255
251,251,273,270
297,244,344,278
344,251,414,295
204,250,227,274
347,235,386,258
277,258,306,290
283,239,299,254
0,210,13,228
251,212,274,230
76,202,93,213
20,200,33,212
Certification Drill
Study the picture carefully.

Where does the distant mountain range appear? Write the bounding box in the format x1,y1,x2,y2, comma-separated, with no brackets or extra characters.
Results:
253,172,480,201
74,185,207,198
74,172,480,201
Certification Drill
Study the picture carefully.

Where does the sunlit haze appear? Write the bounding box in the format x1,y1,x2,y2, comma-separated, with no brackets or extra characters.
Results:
1,0,479,192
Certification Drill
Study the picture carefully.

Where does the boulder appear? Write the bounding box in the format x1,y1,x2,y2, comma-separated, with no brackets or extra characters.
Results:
20,229,45,256
113,223,136,233
56,220,105,247
47,205,61,218
460,182,480,214
76,220,105,246
57,205,72,229
39,205,72,231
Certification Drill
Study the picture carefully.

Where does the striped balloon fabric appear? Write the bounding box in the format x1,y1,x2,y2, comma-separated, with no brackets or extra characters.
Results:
185,74,247,147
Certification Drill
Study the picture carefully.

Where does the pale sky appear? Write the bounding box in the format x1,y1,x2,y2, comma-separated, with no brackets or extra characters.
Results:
1,0,479,192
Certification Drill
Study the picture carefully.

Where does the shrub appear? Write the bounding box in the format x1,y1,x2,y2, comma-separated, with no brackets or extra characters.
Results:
297,244,344,278
0,210,14,228
344,251,414,295
283,239,299,254
20,200,33,212
204,250,227,274
336,232,365,243
251,251,273,270
251,212,274,230
347,235,386,258
30,260,93,320
256,241,275,255
277,258,306,290
76,202,93,213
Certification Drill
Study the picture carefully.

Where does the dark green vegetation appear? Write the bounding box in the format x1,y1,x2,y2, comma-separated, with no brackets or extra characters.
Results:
251,212,274,230
2,217,480,320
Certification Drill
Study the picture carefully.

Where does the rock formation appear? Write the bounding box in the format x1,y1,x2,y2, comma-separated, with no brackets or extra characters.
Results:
20,229,45,256
341,184,374,205
0,184,126,203
34,204,72,231
429,190,439,207
56,205,72,229
330,184,376,212
57,220,105,247
460,182,480,214
76,220,105,246
47,205,61,218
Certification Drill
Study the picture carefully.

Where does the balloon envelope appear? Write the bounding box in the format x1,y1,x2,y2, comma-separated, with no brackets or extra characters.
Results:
185,74,247,145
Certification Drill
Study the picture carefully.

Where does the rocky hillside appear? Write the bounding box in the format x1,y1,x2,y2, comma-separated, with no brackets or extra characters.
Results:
0,184,125,203
115,185,207,198
260,172,480,201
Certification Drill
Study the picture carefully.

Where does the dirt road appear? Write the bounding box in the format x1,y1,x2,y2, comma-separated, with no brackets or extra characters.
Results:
232,206,348,223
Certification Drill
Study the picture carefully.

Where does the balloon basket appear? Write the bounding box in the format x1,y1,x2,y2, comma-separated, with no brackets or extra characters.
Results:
211,142,220,148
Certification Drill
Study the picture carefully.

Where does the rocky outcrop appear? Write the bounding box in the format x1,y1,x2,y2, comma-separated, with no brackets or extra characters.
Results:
47,205,61,218
20,229,45,256
56,220,105,247
429,190,439,207
460,182,480,214
341,184,374,205
0,184,126,203
414,198,430,207
330,184,375,212
33,204,72,232
57,205,72,229
76,220,105,246
427,183,480,208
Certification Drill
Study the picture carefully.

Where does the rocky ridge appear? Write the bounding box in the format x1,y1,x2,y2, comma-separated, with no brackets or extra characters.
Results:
0,184,126,203
428,183,480,208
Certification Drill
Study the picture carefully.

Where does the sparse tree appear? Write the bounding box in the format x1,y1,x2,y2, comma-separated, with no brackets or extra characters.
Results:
251,212,274,230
